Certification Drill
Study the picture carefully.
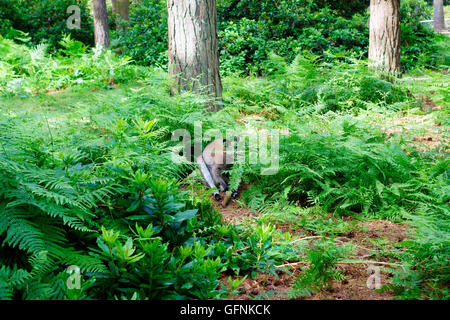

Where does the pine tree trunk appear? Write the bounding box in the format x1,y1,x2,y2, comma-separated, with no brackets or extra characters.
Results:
93,0,110,48
433,0,446,32
167,0,223,111
117,0,130,21
369,0,401,74
111,0,117,14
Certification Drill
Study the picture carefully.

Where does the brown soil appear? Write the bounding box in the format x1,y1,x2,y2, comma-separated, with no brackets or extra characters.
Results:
359,220,411,243
216,200,410,300
221,271,294,300
222,262,396,300
382,95,449,154
219,198,260,224
310,264,394,300
384,114,449,154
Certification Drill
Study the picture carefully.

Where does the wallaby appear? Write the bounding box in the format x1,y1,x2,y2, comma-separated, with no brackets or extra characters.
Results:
196,138,239,201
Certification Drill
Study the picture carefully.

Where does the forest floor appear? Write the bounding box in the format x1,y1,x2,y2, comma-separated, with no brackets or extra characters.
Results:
1,65,447,300
218,197,408,300
216,74,448,299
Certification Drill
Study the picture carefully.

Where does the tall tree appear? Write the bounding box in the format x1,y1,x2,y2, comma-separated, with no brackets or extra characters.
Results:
93,0,110,47
111,0,117,14
117,0,130,21
433,0,446,32
368,0,401,74
167,0,223,110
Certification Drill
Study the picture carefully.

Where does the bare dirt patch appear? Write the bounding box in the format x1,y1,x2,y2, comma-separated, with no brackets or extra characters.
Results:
384,113,449,154
378,94,450,154
309,264,394,300
359,220,410,243
224,263,396,300
218,198,260,224
222,271,295,300
217,199,409,300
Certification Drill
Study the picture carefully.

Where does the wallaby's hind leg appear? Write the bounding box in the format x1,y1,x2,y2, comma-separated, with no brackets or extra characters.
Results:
210,165,228,192
197,156,222,200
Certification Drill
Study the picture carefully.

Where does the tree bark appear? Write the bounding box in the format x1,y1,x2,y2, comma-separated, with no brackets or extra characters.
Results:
93,0,110,48
117,0,130,21
368,0,401,74
433,0,446,32
111,0,117,14
167,0,223,111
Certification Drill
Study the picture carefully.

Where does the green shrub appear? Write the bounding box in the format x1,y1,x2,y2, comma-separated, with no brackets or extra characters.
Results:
359,77,406,105
114,0,443,73
225,53,409,116
116,0,168,67
218,0,370,20
288,240,350,298
0,35,144,96
0,0,94,48
219,0,443,74
0,50,292,299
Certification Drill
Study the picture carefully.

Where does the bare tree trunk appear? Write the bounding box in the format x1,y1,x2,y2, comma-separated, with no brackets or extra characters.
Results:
111,0,117,14
433,0,446,32
115,0,129,31
369,0,401,74
93,0,110,48
117,0,130,21
167,0,223,111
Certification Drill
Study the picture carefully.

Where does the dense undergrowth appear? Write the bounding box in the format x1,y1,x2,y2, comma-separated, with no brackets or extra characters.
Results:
0,34,149,96
2,0,446,75
0,31,449,300
116,0,449,74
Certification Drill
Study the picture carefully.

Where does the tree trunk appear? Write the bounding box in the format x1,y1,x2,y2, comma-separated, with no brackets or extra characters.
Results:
93,0,110,48
117,0,130,21
167,0,223,111
433,0,446,32
368,0,401,74
111,0,117,14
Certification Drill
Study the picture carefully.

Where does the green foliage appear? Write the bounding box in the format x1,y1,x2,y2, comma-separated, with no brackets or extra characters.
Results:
113,0,444,74
288,240,351,298
121,171,199,245
115,0,168,67
219,6,368,75
86,224,227,300
399,0,448,71
225,53,409,116
0,4,448,300
0,35,146,96
0,0,94,48
245,115,448,220
217,0,370,20
388,206,450,299
0,251,73,300
218,0,445,74
221,53,448,299
222,274,248,297
0,46,292,299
